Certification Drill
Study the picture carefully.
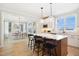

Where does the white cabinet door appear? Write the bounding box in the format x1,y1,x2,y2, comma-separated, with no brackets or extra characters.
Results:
77,39,79,47
72,36,79,47
76,36,79,47
68,35,78,47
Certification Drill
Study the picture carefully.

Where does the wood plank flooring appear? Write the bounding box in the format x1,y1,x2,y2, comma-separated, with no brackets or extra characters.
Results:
0,40,79,56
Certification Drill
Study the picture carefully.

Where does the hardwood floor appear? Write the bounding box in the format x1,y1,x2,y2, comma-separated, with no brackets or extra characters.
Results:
0,40,33,56
0,40,79,56
68,46,79,56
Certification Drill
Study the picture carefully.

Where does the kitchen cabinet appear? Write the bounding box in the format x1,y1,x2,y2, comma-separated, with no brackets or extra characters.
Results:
68,34,79,48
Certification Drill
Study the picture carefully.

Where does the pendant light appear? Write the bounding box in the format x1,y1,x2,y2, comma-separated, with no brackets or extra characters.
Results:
50,3,56,31
40,6,49,19
50,3,53,17
50,3,56,18
40,3,53,19
41,7,43,18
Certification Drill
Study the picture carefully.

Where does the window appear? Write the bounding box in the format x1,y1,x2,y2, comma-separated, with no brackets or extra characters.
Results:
57,17,64,30
65,16,75,30
57,16,75,31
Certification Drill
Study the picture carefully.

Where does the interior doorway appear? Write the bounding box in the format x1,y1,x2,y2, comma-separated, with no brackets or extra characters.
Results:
4,21,27,47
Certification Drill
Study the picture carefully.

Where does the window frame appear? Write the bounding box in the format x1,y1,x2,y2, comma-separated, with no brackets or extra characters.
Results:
56,14,77,32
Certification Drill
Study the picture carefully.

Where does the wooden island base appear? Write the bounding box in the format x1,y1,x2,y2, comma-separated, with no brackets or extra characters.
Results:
55,37,68,56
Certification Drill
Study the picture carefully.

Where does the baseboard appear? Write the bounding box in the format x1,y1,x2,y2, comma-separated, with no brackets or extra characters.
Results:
68,45,79,49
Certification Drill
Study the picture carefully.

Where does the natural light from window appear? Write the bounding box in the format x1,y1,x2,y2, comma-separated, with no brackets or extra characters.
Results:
57,16,75,31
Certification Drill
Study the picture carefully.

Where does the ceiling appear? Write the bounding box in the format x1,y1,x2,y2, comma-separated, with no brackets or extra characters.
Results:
0,3,79,17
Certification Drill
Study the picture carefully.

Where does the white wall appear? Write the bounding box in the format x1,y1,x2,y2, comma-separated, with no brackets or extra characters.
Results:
77,10,79,28
0,12,4,47
0,11,1,47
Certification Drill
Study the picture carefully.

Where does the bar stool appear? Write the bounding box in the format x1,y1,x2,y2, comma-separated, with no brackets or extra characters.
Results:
28,34,34,50
43,37,57,56
33,35,43,56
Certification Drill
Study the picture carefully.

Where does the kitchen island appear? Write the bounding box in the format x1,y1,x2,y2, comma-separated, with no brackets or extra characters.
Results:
34,33,68,56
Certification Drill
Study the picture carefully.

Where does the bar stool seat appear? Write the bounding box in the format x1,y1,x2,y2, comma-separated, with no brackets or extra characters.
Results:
43,38,57,56
33,35,43,56
45,43,56,49
28,34,34,50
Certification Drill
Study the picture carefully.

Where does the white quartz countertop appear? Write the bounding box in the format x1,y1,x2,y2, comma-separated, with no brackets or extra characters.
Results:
33,33,67,40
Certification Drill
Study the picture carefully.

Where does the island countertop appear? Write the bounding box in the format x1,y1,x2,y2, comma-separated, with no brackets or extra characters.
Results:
33,33,67,40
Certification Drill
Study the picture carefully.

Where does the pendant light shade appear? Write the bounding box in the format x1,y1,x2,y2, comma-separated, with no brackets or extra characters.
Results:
40,6,49,19
41,7,43,18
50,3,52,17
40,3,56,19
